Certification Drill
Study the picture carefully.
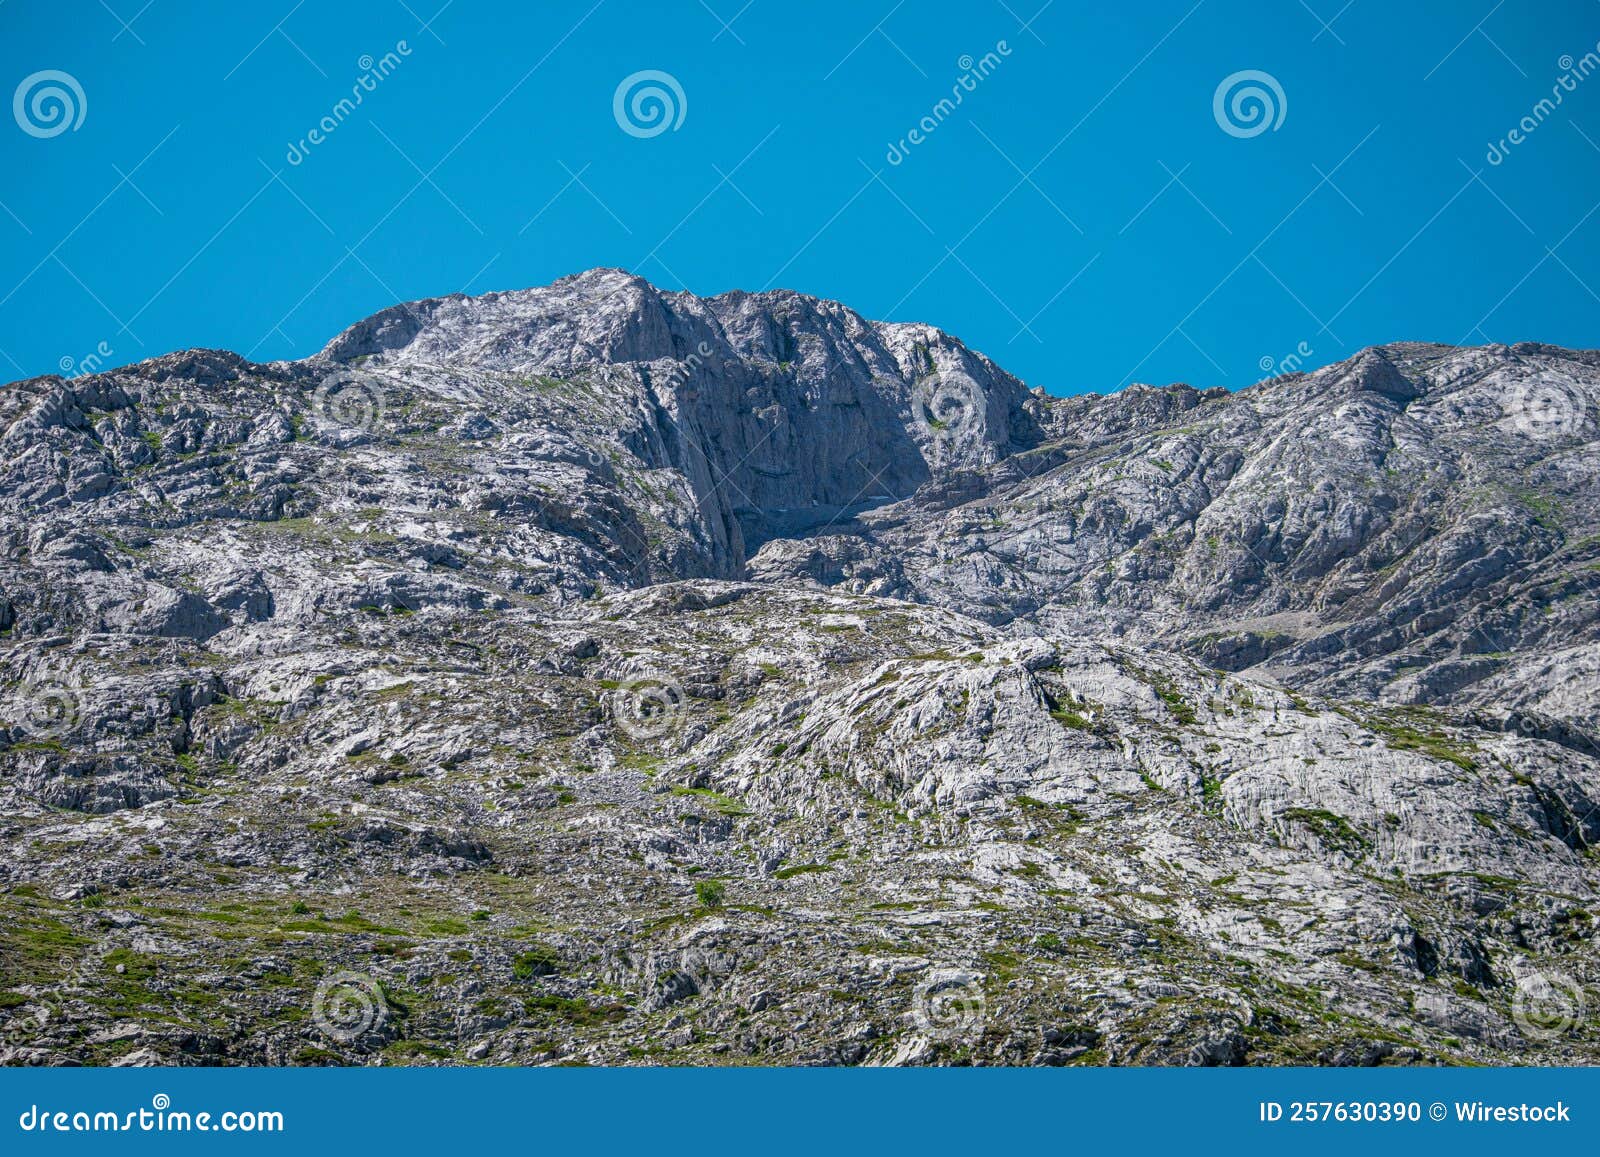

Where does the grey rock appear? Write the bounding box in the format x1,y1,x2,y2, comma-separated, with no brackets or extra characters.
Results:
1,271,1597,1067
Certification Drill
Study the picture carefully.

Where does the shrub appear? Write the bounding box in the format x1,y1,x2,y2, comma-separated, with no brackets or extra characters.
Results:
512,945,560,980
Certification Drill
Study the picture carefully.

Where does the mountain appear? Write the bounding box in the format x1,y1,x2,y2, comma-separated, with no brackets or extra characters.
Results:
1,268,1597,1066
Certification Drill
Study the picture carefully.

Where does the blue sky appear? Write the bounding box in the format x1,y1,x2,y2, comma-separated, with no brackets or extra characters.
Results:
2,0,1597,394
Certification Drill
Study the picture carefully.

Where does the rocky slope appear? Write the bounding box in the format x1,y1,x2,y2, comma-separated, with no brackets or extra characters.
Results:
1,269,1596,1066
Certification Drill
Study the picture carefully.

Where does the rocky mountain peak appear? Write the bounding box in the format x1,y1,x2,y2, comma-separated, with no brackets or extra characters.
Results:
3,274,1600,1067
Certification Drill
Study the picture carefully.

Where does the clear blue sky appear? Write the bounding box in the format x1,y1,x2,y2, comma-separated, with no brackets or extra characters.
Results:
2,0,1597,394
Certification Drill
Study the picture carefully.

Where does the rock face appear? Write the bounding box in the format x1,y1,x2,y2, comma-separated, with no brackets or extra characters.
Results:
1,268,1597,1067
753,341,1600,725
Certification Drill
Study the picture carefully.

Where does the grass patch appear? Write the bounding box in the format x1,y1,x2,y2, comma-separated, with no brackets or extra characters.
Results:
1364,710,1478,772
1282,807,1369,855
523,994,626,1026
670,786,749,817
773,863,830,880
1050,708,1092,730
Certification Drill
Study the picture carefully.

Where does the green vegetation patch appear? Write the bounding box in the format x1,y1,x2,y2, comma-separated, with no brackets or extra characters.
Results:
670,786,749,817
773,863,831,881
1362,709,1478,772
1282,807,1369,855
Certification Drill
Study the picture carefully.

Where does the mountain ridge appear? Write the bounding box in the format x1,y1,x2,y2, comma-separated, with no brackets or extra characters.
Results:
8,270,1600,720
2,269,1598,1067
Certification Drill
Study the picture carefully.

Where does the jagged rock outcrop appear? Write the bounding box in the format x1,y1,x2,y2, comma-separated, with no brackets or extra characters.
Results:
756,340,1600,728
